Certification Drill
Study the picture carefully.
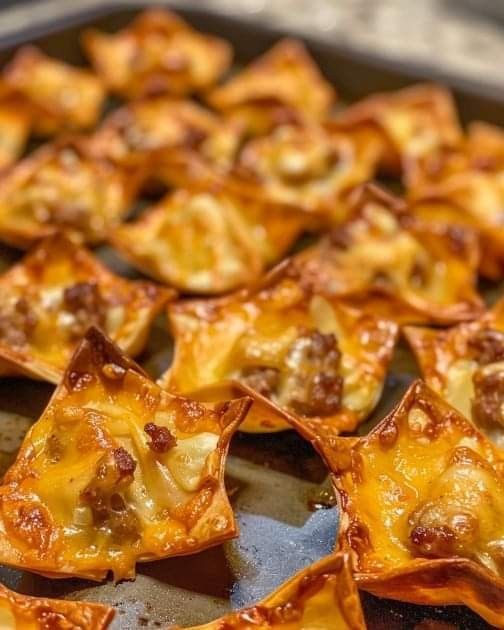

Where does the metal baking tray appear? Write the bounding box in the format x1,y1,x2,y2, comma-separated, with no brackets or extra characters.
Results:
0,4,501,629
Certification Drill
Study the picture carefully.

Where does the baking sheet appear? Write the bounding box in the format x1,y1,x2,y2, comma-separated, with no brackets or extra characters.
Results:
0,5,500,628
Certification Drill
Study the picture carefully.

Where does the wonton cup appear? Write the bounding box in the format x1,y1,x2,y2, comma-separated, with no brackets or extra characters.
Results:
0,232,171,383
331,379,504,627
91,96,241,177
226,122,381,222
3,45,105,135
0,327,251,581
295,183,484,325
161,260,398,435
207,38,335,126
408,122,504,279
404,296,504,449
0,137,141,248
110,187,308,295
0,582,114,629
330,83,462,177
186,553,366,630
82,9,232,100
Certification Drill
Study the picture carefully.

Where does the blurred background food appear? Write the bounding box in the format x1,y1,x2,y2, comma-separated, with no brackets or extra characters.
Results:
1,0,504,93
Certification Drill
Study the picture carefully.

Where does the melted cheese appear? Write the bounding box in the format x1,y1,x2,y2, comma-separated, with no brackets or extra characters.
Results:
409,448,504,574
409,124,504,279
0,233,167,384
0,329,247,580
166,433,219,492
111,189,306,294
164,267,397,435
296,186,482,324
333,380,504,620
236,124,378,218
0,606,15,629
444,358,477,418
92,97,240,178
405,314,504,448
0,140,136,247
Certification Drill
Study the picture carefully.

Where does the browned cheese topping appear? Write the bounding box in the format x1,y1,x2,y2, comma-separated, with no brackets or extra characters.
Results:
408,446,504,569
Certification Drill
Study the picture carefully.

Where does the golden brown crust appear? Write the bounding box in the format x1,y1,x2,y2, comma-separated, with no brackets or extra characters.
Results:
110,187,308,294
224,122,381,220
404,296,504,447
408,122,504,279
355,558,504,627
90,96,241,177
82,9,232,100
160,259,398,435
0,582,114,629
0,232,172,383
330,83,462,177
294,183,484,325
185,553,365,630
0,100,30,169
0,327,251,580
0,136,141,247
331,379,504,627
3,45,105,135
207,38,335,123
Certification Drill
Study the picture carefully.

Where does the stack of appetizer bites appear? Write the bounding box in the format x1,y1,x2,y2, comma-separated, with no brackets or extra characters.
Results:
0,7,503,629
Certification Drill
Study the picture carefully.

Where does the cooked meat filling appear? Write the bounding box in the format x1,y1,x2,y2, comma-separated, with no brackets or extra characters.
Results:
62,281,107,338
472,363,504,428
282,330,343,417
144,422,177,453
408,446,504,570
238,329,343,417
0,297,38,347
80,446,140,543
239,366,280,399
468,328,504,365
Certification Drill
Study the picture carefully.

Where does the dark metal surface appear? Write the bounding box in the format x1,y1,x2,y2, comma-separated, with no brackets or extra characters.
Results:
0,5,501,629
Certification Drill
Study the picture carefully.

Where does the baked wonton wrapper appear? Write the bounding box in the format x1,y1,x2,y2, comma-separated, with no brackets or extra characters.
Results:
0,137,141,248
0,100,30,170
3,46,105,135
404,296,504,448
110,188,308,294
207,38,335,129
91,96,240,173
0,327,251,580
408,122,504,278
0,232,171,383
186,553,365,630
161,261,398,434
330,83,462,177
295,184,484,325
331,379,504,627
227,122,381,221
0,582,114,629
82,9,232,100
